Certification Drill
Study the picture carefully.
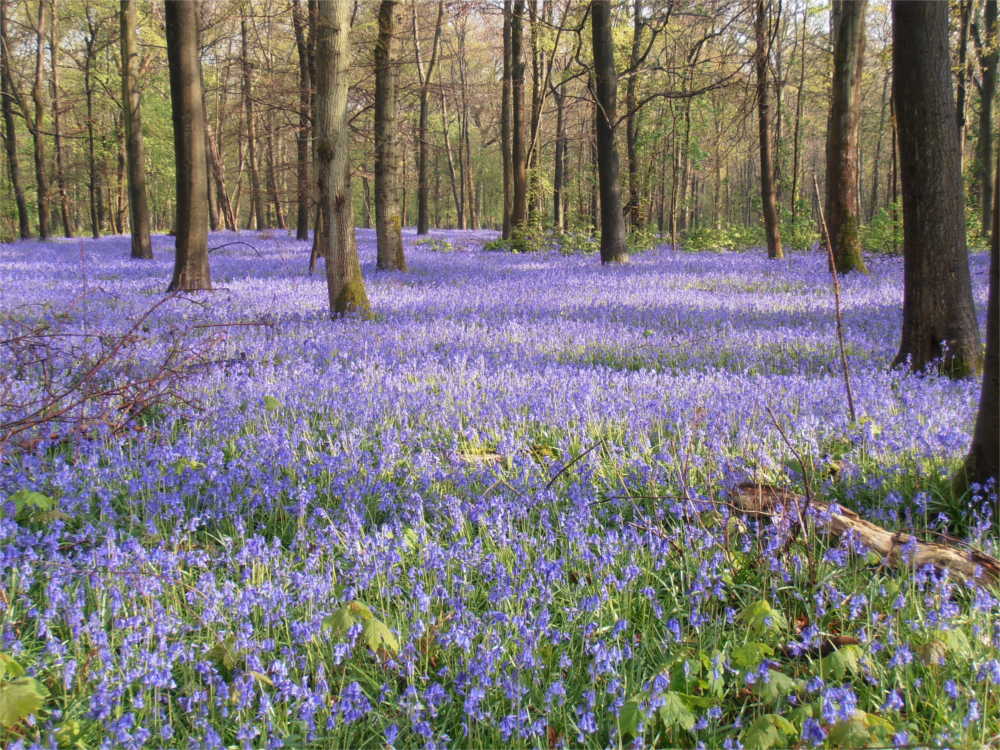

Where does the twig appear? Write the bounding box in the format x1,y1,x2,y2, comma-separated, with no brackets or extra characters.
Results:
544,438,606,491
208,241,263,256
813,173,858,424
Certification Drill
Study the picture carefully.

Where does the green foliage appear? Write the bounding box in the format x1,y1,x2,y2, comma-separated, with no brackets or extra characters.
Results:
739,599,788,636
742,714,796,750
681,224,763,252
415,237,456,253
780,204,820,251
626,228,661,254
861,202,902,254
0,653,47,730
324,600,399,657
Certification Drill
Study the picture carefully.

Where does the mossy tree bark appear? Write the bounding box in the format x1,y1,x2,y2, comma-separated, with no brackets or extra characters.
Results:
374,0,405,271
315,0,370,318
892,0,980,377
165,0,211,292
121,0,152,259
825,0,867,273
591,0,629,264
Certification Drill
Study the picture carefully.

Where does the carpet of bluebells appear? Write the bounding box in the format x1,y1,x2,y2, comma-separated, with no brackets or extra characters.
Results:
0,229,997,749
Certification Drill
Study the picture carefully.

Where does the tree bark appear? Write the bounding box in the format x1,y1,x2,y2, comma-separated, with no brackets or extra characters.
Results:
83,9,102,238
375,0,405,270
241,10,265,230
49,0,72,237
957,0,972,173
789,0,806,216
553,80,566,232
501,0,513,239
165,0,211,291
121,0,152,258
292,0,311,240
825,0,867,273
510,0,529,243
975,0,998,237
591,0,628,264
892,0,980,377
413,0,443,236
31,0,50,239
625,0,642,229
755,0,783,259
0,0,30,239
315,0,370,316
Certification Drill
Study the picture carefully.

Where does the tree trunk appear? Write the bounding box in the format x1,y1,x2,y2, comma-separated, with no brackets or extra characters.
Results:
165,0,211,291
292,0,311,240
957,0,973,172
553,81,566,232
0,0,30,239
975,0,998,237
48,0,72,237
892,0,981,377
241,11,265,230
510,0,528,243
868,71,889,222
625,0,641,229
755,0,782,259
265,112,285,229
316,0,369,316
414,0,442,236
31,0,50,239
121,0,152,258
956,152,999,493
501,0,513,239
789,0,806,215
591,0,628,264
375,0,405,270
84,11,102,238
825,0,867,273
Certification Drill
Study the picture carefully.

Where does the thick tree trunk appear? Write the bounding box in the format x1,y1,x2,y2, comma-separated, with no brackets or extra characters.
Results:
975,0,998,237
241,12,265,230
0,0,30,239
165,0,211,291
315,0,369,316
956,152,999,494
31,0,50,239
414,0,442,236
755,0,782,259
292,0,311,240
121,0,152,259
892,0,980,377
825,0,867,273
591,0,628,264
510,0,529,243
375,0,405,270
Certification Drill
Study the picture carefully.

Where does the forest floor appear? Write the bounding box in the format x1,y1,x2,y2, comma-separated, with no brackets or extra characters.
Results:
0,229,997,749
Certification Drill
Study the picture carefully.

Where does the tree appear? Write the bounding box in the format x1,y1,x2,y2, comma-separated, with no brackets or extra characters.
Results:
973,0,998,237
892,0,980,377
165,0,211,291
755,0,782,259
955,154,999,496
591,0,628,264
29,0,50,239
0,0,30,239
315,0,370,316
375,0,405,270
510,0,529,244
292,0,310,241
414,0,443,237
240,7,265,230
825,0,866,273
121,0,153,259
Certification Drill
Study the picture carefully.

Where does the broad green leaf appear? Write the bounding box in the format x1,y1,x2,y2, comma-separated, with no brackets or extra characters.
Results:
820,644,864,679
0,676,47,728
325,601,398,657
618,698,643,738
173,458,205,475
752,669,804,703
862,711,895,740
0,653,25,679
919,628,972,666
743,714,796,750
9,490,54,521
740,600,788,635
263,395,283,412
731,642,774,671
827,711,871,747
658,691,696,732
361,617,399,656
206,639,241,681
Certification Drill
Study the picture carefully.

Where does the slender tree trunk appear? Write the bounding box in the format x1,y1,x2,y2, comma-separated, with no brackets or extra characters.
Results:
501,0,513,238
165,0,211,291
553,82,566,232
292,0,311,240
84,13,102,238
48,0,71,237
755,0,782,258
868,71,889,222
510,0,528,243
241,11,265,230
892,0,981,377
625,0,641,229
121,0,152,258
790,0,806,215
825,0,867,273
315,0,370,316
976,0,998,237
265,113,285,229
591,0,628,264
439,79,463,228
375,0,405,269
957,0,973,172
31,0,50,239
414,0,442,236
1,0,30,239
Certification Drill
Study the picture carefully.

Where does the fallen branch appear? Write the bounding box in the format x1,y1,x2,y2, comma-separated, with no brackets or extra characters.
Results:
731,483,1000,587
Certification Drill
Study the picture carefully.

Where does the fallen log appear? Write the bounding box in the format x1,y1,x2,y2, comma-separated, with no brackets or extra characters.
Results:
731,482,1000,588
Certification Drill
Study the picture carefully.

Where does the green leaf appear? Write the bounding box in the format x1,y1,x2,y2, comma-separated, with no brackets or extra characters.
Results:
618,698,643,738
325,601,398,657
361,617,399,655
752,669,804,704
9,490,54,521
919,628,972,666
743,714,796,750
658,691,696,732
820,644,864,679
740,600,788,635
206,639,241,681
172,457,205,475
731,642,775,671
263,395,283,412
0,653,25,680
0,676,47,728
827,712,871,747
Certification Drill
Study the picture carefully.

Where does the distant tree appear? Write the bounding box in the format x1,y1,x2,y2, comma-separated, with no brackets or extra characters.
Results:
121,0,153,259
414,0,444,237
510,0,529,244
375,0,405,270
0,0,30,239
165,0,211,291
825,0,866,273
590,0,628,264
955,155,999,496
292,0,311,241
755,0,782,260
28,0,50,239
892,0,980,376
973,0,998,237
240,7,265,231
315,0,370,316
